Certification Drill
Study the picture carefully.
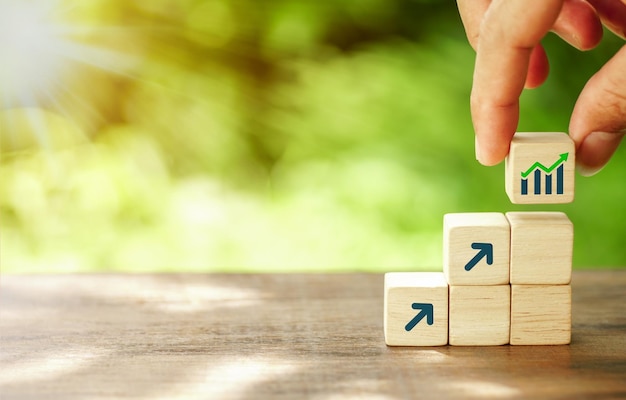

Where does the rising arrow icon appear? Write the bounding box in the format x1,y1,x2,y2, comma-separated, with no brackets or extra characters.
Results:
404,303,434,331
521,152,569,178
464,242,493,271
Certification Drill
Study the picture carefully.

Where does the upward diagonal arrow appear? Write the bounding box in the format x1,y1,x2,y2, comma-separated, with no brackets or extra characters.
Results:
464,242,493,271
404,303,434,331
521,152,569,178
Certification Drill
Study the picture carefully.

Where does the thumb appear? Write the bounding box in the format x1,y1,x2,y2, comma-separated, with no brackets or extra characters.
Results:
570,45,626,176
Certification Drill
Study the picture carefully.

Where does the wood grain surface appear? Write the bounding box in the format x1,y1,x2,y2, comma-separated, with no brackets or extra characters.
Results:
1,271,625,399
507,211,573,285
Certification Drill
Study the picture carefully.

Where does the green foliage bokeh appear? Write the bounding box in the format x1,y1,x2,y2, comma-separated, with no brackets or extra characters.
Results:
1,1,625,272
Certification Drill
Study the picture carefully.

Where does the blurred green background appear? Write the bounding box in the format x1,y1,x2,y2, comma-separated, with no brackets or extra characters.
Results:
1,0,625,273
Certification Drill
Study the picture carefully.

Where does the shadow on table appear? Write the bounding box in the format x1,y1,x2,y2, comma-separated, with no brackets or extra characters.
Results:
1,272,625,399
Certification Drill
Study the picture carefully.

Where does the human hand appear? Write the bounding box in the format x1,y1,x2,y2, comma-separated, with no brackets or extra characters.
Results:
457,0,626,175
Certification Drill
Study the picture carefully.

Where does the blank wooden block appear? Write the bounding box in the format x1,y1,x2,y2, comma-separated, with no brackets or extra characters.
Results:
507,212,573,285
510,284,571,345
384,272,448,346
449,285,510,346
443,213,510,286
505,132,575,204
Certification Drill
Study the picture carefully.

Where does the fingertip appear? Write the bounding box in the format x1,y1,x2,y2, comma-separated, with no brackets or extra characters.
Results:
554,0,603,50
475,133,509,166
569,46,626,176
478,156,505,167
471,105,516,166
471,98,517,167
576,162,603,177
475,146,505,166
575,131,625,176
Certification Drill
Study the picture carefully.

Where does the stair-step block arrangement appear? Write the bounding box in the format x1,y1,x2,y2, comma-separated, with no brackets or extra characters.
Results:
384,132,575,347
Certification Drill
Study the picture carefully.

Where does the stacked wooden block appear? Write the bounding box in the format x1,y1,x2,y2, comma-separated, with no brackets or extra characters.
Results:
385,132,575,346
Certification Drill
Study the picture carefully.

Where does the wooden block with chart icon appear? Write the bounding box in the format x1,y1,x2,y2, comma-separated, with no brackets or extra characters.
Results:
510,284,572,345
384,272,448,346
507,212,573,285
443,213,510,285
505,132,575,204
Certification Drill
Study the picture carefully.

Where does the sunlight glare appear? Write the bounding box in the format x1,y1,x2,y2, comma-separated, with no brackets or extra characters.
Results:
0,0,68,106
447,380,521,398
0,0,142,152
0,350,101,386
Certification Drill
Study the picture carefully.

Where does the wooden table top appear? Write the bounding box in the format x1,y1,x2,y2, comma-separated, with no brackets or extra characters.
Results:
1,271,625,399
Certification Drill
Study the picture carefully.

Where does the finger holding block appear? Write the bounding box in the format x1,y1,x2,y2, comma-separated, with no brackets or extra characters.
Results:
505,132,575,204
384,272,448,346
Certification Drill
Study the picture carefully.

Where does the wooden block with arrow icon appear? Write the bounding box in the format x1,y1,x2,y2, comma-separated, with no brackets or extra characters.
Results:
443,213,510,286
384,272,448,346
505,132,575,204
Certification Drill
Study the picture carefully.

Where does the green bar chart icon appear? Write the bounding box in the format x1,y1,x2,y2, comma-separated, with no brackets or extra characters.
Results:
520,153,568,196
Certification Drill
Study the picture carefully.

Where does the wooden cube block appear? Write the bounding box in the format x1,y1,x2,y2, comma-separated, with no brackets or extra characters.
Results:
384,272,448,346
506,212,573,285
449,285,510,346
443,213,510,286
510,284,571,345
505,132,575,204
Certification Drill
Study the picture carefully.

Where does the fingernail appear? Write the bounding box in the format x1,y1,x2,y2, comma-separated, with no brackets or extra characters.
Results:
576,162,603,177
569,33,583,51
576,130,626,177
475,136,487,165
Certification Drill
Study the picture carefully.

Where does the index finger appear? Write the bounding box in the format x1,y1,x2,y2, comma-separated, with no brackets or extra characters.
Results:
471,0,564,165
